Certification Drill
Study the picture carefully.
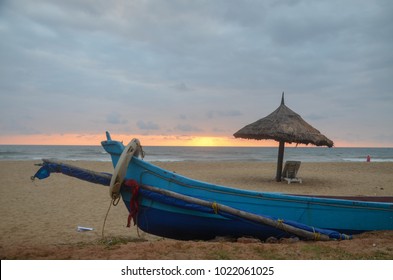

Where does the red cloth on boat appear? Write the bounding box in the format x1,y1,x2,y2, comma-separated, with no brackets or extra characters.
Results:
124,179,139,227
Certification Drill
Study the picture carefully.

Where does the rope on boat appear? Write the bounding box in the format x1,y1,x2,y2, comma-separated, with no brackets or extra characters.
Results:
276,219,287,233
312,227,321,241
102,199,113,238
212,202,219,214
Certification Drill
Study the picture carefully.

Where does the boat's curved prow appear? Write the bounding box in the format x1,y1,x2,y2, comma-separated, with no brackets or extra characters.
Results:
105,131,112,141
101,132,125,167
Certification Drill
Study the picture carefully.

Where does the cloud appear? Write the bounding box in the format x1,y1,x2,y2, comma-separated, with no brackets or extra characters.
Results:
0,0,392,146
136,120,160,130
178,114,187,120
106,112,127,125
207,110,243,119
171,82,191,91
174,124,202,132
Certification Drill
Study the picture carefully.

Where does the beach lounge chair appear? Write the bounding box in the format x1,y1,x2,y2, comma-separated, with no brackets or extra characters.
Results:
282,161,302,184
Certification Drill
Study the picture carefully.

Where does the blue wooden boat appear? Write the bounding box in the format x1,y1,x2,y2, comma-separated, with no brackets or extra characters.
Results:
33,132,393,241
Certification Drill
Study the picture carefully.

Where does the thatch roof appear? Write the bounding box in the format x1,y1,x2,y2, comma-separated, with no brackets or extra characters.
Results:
233,95,333,147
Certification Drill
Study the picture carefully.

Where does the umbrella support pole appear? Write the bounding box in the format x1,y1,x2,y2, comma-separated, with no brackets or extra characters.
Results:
276,141,285,182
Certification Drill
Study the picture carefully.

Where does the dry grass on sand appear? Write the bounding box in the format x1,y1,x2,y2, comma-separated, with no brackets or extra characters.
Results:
2,231,393,260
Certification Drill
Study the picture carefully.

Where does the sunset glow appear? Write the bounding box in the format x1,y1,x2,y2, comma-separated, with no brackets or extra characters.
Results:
0,133,385,147
0,133,277,147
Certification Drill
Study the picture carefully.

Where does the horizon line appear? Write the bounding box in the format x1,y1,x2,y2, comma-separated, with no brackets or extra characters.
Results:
0,133,391,148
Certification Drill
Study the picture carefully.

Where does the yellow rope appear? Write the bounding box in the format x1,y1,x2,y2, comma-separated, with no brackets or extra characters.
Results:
276,219,284,229
312,227,321,241
276,219,292,235
212,202,219,214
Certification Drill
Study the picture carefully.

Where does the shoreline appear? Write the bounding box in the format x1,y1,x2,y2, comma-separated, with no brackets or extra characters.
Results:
2,145,393,163
0,160,392,259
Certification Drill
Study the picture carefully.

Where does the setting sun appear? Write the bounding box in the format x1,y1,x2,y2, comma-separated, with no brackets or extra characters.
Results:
0,133,381,147
0,133,278,147
190,137,231,146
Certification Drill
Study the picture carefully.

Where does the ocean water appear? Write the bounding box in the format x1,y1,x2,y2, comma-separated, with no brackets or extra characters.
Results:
0,145,392,163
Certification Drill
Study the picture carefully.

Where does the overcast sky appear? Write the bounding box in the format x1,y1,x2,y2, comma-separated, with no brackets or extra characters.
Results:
0,0,392,146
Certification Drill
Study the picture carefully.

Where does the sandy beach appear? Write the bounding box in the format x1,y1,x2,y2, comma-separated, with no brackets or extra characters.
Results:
1,160,392,259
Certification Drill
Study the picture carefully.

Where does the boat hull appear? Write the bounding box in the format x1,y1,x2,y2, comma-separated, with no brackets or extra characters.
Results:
137,205,292,240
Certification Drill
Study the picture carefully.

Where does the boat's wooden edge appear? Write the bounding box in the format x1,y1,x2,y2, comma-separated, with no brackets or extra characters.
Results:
292,194,393,203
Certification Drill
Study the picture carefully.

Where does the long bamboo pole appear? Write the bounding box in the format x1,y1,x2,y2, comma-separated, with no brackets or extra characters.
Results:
40,159,112,185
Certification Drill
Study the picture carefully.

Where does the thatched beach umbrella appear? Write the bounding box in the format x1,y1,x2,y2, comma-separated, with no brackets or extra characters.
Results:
234,93,333,182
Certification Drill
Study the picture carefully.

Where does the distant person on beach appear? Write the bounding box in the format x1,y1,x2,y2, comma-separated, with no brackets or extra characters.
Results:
367,155,371,162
